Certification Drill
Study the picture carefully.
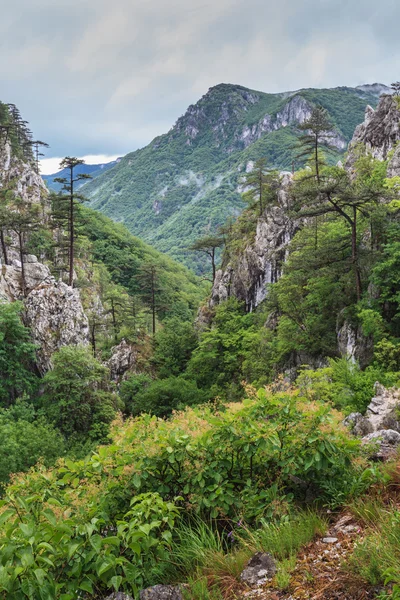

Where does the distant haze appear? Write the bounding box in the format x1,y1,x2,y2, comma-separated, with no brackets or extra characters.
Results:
1,0,399,159
40,154,121,175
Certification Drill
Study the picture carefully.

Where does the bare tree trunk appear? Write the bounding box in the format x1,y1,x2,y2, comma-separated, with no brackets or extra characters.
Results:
211,247,216,284
0,230,8,265
18,231,26,297
68,169,74,287
151,271,156,335
352,207,362,302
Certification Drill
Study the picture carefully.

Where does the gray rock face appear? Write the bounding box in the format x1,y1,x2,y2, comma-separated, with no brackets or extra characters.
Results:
347,95,400,169
365,384,400,433
337,321,373,368
238,95,346,151
24,281,89,373
387,143,400,178
343,383,400,459
210,174,296,311
0,141,47,208
343,412,373,437
240,552,277,586
0,258,55,301
139,585,185,600
107,339,138,381
362,429,400,461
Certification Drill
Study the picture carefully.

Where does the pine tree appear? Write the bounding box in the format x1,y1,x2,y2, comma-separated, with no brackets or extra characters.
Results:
241,158,280,216
189,235,224,283
391,81,400,96
296,106,335,182
54,157,92,286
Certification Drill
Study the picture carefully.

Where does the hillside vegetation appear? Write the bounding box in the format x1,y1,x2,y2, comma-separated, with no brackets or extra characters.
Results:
82,84,380,272
1,95,400,600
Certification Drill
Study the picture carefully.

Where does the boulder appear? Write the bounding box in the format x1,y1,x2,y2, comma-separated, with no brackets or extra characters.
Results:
107,339,137,382
139,585,186,600
240,552,277,586
343,412,373,437
362,429,400,461
365,384,400,433
24,281,89,373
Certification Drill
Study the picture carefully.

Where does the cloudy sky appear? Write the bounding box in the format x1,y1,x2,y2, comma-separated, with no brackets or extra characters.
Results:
1,0,399,173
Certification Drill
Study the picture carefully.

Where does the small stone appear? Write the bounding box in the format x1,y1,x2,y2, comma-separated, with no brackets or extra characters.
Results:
322,537,338,544
139,584,186,600
240,552,277,586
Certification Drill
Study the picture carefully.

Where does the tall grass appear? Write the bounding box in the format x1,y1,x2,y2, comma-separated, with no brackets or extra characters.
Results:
166,512,327,599
239,511,328,560
349,501,400,589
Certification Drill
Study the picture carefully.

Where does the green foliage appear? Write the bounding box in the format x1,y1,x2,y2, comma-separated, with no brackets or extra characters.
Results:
0,302,39,405
77,206,206,320
81,85,378,272
153,318,198,378
0,491,179,598
296,358,389,414
126,376,209,418
240,511,327,560
40,345,118,442
186,300,257,397
0,402,63,490
349,502,400,590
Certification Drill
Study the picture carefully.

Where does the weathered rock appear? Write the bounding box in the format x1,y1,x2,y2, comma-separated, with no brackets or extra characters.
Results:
139,584,186,600
362,429,400,460
240,552,277,586
343,412,374,437
107,339,138,381
105,594,134,600
24,281,89,373
387,143,400,178
337,320,373,368
322,537,338,544
0,260,55,301
365,384,400,433
346,95,400,170
210,173,296,311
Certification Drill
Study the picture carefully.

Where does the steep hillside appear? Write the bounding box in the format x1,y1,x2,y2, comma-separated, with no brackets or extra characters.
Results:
43,158,120,192
83,83,381,272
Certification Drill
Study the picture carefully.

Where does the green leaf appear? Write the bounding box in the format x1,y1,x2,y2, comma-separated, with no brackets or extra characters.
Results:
79,580,94,594
34,569,46,586
110,575,123,591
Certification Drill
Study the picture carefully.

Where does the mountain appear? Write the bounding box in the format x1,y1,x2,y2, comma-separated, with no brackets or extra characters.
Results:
43,158,121,192
82,83,382,273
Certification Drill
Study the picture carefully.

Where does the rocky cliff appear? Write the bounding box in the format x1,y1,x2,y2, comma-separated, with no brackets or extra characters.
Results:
210,173,296,311
208,91,400,363
82,83,379,272
0,137,90,373
347,95,400,168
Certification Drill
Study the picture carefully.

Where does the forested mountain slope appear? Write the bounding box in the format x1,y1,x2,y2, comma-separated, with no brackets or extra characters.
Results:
43,158,120,192
82,83,385,272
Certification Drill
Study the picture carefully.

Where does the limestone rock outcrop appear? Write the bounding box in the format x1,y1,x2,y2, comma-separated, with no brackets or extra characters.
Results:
337,321,373,368
346,95,400,171
210,173,296,311
24,281,90,374
107,339,138,382
0,140,48,209
344,383,400,460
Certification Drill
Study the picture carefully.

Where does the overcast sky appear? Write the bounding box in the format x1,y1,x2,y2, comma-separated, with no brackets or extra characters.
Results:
1,0,399,173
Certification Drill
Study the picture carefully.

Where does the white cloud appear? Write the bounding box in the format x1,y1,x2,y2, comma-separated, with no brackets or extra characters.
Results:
40,154,121,175
2,0,398,158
